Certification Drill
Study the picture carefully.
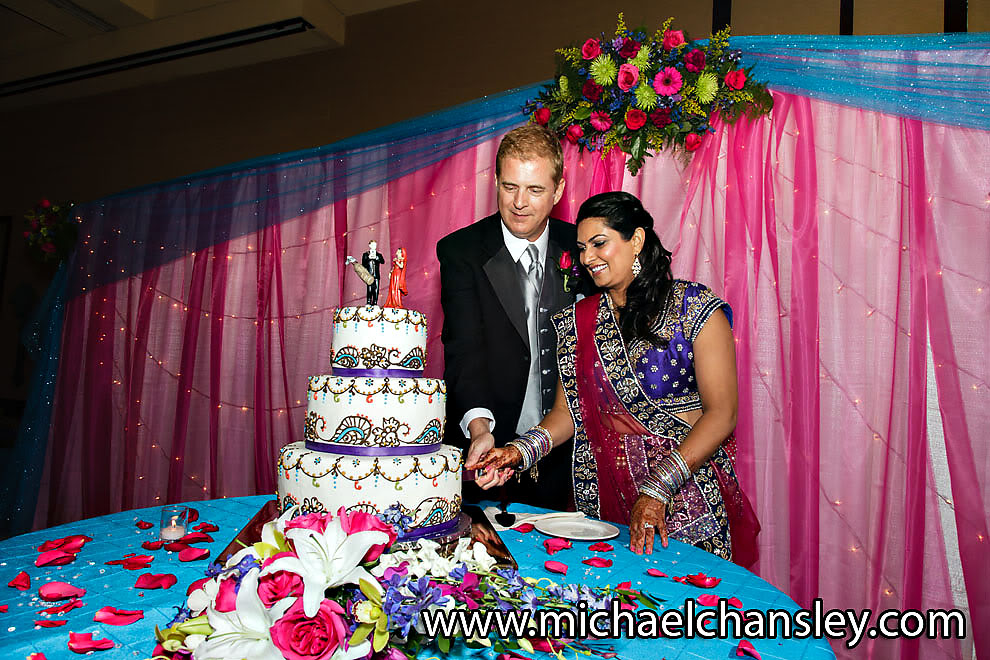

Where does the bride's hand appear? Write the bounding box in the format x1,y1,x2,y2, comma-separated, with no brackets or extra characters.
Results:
471,446,522,490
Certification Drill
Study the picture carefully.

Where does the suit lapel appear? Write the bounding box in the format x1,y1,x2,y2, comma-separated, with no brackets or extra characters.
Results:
481,218,529,347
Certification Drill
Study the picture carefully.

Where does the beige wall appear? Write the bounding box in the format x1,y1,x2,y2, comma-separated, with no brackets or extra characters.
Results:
0,0,975,400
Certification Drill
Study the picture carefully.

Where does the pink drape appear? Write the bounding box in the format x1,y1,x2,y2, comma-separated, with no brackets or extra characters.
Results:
39,92,987,658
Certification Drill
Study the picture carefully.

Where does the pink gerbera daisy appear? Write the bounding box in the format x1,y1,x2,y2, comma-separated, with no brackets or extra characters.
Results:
653,67,683,96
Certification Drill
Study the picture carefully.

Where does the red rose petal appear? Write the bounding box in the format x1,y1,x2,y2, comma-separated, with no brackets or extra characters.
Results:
57,535,93,554
647,568,668,577
141,540,164,551
39,581,85,601
178,547,210,562
582,557,613,568
37,538,65,552
36,549,75,567
94,605,144,625
135,573,178,590
29,654,48,660
194,522,219,533
736,640,762,659
68,631,115,653
588,541,614,552
511,523,534,533
35,619,67,627
41,597,83,614
135,520,154,529
164,542,190,553
8,570,30,590
728,596,743,608
544,560,568,575
179,531,214,544
543,538,572,555
105,554,154,570
697,594,720,606
673,572,721,588
186,576,210,595
0,604,6,612
617,581,632,590
187,508,199,522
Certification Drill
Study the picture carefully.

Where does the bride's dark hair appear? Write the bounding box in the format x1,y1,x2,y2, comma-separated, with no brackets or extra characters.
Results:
576,191,673,347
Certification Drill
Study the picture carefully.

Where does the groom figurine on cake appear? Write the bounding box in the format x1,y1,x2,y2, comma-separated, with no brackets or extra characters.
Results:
437,124,584,511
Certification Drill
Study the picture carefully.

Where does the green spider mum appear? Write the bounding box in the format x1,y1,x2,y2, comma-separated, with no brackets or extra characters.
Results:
634,82,658,111
629,44,653,72
557,75,573,101
695,72,719,105
589,55,618,86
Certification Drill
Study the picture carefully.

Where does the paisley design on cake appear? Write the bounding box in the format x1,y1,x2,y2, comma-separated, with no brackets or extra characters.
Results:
300,498,327,515
370,417,409,446
411,419,442,445
360,344,389,368
331,345,361,369
303,411,328,441
278,444,462,483
324,415,373,444
397,347,425,371
309,375,445,397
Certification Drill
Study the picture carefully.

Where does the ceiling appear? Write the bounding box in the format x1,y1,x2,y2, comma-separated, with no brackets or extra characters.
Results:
0,0,419,110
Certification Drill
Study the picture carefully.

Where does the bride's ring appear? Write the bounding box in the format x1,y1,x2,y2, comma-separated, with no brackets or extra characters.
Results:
642,523,654,529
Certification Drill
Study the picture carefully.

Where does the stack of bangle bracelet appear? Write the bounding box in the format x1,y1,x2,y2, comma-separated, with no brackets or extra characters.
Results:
639,450,692,506
506,425,553,472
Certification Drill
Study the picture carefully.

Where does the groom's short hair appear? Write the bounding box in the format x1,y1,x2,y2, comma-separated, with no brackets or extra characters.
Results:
495,124,564,184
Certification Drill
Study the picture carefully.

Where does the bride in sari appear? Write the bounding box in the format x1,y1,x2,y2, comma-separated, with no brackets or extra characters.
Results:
471,191,759,564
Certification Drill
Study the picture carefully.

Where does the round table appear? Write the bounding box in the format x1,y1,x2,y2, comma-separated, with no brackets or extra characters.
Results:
0,496,835,659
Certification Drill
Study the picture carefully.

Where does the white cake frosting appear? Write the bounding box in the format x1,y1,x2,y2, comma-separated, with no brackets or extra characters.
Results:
277,305,462,535
277,442,462,529
304,375,445,450
331,306,427,374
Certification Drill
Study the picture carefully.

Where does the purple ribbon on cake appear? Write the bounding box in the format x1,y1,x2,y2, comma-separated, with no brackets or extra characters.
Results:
332,368,424,378
400,515,463,541
305,441,438,456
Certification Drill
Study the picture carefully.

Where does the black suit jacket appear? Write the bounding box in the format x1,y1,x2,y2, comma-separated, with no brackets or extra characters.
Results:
437,213,584,509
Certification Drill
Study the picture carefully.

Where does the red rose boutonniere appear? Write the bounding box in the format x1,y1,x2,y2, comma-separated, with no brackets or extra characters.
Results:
557,250,581,293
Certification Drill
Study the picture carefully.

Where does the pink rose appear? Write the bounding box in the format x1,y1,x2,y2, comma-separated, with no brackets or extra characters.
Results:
582,79,603,102
214,577,238,612
565,124,584,144
725,69,747,90
258,570,304,608
684,48,706,73
337,508,397,562
284,511,332,534
685,133,704,152
533,107,551,125
650,108,672,128
625,108,647,131
662,29,685,51
618,38,641,59
271,597,349,660
589,111,612,132
41,242,56,254
558,251,572,270
616,63,639,92
581,39,601,60
39,199,51,209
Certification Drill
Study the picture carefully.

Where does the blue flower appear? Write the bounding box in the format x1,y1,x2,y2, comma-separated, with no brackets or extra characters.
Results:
520,587,541,612
496,568,526,591
204,561,225,578
449,564,468,581
167,605,192,628
578,68,586,75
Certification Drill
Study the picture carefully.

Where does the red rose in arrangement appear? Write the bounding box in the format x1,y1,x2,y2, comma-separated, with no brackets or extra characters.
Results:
618,38,641,59
625,108,647,131
565,124,584,144
725,69,747,90
337,508,397,562
581,38,601,60
270,597,349,660
650,108,672,128
685,133,704,152
582,79,603,102
533,107,551,125
662,29,685,51
684,48,706,73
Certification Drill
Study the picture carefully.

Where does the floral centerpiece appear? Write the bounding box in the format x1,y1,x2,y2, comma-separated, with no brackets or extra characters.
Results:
526,15,773,174
22,199,79,263
153,506,656,660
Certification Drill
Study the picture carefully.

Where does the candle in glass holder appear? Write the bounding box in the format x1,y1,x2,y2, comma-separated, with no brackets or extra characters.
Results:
160,505,189,541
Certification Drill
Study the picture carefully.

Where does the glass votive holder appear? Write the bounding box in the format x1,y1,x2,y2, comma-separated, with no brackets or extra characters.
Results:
160,505,189,541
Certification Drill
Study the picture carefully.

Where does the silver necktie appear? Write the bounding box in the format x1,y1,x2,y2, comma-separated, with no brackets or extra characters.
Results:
517,244,544,433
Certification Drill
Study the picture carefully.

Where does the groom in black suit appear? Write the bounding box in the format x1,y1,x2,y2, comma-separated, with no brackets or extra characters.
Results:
437,125,582,510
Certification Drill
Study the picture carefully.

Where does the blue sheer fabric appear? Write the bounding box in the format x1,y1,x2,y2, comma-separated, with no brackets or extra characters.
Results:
3,34,988,536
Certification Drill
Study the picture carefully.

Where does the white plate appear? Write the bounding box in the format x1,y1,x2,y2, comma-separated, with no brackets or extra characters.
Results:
534,517,620,541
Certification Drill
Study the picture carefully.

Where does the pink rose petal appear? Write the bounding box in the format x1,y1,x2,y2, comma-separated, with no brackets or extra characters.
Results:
35,549,75,567
105,554,154,570
588,541,614,552
94,606,144,625
646,568,668,577
178,547,210,562
40,597,83,614
35,619,67,627
68,631,115,653
8,570,30,590
543,537,572,555
141,540,164,551
135,573,177,590
179,531,214,544
194,522,219,533
135,520,154,529
582,557,613,568
697,594,720,606
673,572,721,588
544,560,568,575
512,523,534,533
164,542,189,553
29,654,48,660
728,596,743,608
736,640,761,659
0,604,6,612
39,581,85,601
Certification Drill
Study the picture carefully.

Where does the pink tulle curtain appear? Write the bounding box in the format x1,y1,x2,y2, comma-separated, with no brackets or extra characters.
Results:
37,91,987,658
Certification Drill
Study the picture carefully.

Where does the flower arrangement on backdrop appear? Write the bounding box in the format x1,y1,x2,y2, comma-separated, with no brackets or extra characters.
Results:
152,506,656,660
22,199,79,263
525,15,773,174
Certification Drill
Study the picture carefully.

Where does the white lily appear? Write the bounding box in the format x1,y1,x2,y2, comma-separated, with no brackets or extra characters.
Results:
193,568,293,660
187,577,219,615
262,515,389,617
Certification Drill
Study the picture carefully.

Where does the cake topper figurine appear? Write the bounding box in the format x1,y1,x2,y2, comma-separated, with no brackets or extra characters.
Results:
345,240,387,306
384,247,408,309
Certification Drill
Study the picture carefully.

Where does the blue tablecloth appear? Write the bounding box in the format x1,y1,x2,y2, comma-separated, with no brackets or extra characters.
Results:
0,496,835,659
